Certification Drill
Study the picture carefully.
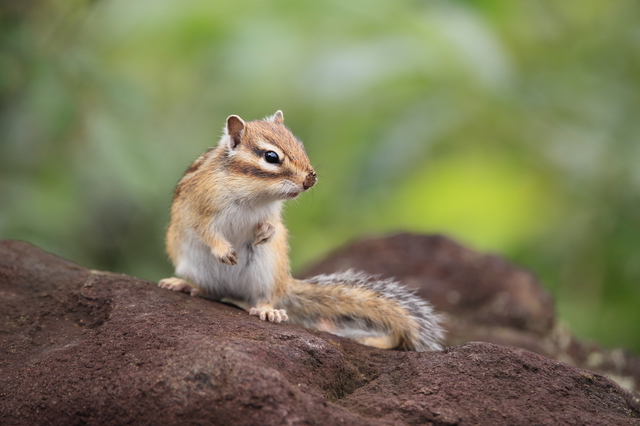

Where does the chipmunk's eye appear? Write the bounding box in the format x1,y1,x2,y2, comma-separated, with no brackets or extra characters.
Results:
264,151,280,164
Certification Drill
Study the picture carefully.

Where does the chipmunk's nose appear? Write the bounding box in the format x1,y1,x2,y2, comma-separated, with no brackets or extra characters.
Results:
303,170,317,190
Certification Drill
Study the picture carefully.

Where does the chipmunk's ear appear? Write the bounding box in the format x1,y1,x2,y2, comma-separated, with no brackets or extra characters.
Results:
265,110,284,125
226,115,245,150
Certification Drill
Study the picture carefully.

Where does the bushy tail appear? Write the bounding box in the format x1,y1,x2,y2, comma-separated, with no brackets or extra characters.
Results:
278,270,444,351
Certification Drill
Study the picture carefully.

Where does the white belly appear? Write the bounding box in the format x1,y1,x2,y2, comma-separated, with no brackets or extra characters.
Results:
176,236,276,306
174,203,281,306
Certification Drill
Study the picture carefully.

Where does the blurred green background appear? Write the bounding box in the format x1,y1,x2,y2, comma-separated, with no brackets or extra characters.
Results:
1,1,639,353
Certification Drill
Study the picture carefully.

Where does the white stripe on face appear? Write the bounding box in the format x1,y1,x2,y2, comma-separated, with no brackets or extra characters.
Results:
255,141,285,173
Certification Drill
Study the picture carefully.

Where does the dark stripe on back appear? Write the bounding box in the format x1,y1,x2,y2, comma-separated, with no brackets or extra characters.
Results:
173,148,215,200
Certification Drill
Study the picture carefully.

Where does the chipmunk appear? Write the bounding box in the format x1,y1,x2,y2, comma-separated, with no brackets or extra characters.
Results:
158,111,444,351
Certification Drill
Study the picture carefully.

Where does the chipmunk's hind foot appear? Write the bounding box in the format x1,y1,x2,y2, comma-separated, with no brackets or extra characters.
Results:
158,277,201,296
249,305,289,323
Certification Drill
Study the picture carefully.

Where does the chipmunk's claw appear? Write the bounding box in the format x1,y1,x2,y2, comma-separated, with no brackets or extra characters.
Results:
218,249,238,265
249,307,288,323
158,277,200,296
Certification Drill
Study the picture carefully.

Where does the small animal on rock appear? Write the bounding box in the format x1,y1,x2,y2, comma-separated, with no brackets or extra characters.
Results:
159,111,444,351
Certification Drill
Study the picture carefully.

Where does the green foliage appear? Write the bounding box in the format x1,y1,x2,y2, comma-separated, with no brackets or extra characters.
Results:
1,0,639,352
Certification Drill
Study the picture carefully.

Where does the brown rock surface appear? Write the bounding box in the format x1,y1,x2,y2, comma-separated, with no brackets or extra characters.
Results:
1,238,639,425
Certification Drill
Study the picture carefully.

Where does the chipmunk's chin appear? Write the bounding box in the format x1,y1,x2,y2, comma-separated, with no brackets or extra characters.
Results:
279,183,304,199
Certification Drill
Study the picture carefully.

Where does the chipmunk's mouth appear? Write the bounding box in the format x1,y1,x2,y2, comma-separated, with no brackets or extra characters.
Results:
285,192,300,199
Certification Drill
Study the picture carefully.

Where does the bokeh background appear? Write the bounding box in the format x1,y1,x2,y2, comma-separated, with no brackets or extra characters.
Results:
1,1,639,353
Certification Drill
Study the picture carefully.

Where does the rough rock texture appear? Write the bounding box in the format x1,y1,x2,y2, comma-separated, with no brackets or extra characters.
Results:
1,238,639,426
301,233,640,394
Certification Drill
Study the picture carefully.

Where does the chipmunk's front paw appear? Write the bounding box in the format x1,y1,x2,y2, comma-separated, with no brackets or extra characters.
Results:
158,277,201,296
249,306,289,323
213,247,238,265
253,222,275,245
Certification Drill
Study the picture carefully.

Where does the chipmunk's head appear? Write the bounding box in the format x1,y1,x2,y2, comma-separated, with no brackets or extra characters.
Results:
221,110,317,201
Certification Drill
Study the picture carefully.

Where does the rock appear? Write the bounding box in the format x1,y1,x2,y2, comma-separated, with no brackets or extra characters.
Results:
300,233,640,394
1,239,639,425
